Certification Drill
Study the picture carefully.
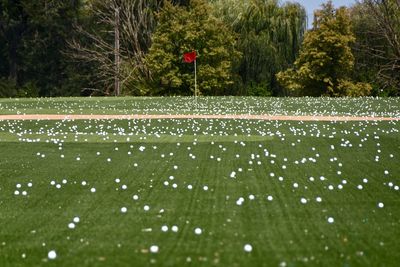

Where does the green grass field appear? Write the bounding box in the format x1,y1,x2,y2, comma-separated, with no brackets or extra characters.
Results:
0,97,399,266
1,96,399,117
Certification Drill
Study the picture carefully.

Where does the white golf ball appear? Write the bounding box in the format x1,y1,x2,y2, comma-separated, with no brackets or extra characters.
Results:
378,202,384,208
68,223,75,229
150,245,159,253
327,217,334,224
121,207,127,213
194,228,202,235
244,244,253,252
73,217,80,223
47,250,57,260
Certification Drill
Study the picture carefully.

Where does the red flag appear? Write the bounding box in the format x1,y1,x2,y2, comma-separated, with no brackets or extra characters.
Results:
183,51,196,63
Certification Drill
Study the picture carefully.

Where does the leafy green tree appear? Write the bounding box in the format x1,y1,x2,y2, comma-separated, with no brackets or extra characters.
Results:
144,0,241,96
210,0,307,96
277,1,371,96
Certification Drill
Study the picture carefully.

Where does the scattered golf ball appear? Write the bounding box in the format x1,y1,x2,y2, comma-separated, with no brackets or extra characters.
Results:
194,228,202,235
244,244,253,252
47,250,57,260
149,245,159,253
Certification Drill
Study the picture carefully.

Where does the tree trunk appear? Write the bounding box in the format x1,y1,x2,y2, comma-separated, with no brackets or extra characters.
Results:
8,33,18,85
114,7,120,96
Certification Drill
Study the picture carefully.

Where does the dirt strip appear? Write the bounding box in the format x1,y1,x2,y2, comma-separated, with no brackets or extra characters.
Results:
0,114,399,121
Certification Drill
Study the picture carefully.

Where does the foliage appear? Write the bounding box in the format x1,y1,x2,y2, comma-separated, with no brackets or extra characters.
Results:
350,2,382,90
245,82,273,97
276,1,371,97
336,80,372,97
1,0,399,97
69,0,162,96
0,0,94,97
15,82,39,97
0,78,17,97
350,0,400,95
144,0,241,96
210,0,307,96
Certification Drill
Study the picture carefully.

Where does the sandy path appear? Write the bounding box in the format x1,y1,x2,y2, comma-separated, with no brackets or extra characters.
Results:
0,114,399,121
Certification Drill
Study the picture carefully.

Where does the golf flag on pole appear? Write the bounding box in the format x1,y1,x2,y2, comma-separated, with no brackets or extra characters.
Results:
183,51,196,63
183,50,198,98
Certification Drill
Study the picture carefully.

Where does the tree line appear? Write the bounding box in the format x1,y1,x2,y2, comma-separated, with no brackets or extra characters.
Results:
0,0,399,97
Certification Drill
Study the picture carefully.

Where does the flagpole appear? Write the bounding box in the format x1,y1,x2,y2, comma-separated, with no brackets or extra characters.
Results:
194,59,197,99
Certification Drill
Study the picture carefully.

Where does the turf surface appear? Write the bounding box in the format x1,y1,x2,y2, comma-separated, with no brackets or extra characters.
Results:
0,96,399,117
0,99,400,267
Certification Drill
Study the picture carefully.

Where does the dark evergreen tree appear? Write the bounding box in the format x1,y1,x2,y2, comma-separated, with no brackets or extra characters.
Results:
0,0,95,96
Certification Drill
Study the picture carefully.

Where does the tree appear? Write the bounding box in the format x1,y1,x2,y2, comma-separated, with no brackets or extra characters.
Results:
0,0,29,85
351,0,400,95
68,0,161,96
0,0,91,97
210,0,307,96
276,1,371,96
144,0,241,96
